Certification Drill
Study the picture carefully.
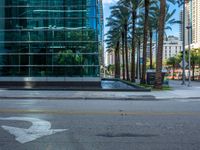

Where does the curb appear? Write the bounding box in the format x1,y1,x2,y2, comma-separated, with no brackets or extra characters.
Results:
0,96,199,100
155,97,200,100
0,96,157,100
0,88,150,92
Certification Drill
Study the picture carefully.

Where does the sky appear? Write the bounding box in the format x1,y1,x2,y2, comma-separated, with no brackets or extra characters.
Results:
102,0,181,39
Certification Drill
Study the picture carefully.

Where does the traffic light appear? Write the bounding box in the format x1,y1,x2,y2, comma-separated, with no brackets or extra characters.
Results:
180,51,188,59
180,51,183,58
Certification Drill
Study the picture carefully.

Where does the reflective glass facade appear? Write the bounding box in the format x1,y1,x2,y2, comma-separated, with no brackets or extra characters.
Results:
0,0,102,77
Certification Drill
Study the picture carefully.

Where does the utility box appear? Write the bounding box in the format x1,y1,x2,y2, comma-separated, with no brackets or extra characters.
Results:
146,69,167,85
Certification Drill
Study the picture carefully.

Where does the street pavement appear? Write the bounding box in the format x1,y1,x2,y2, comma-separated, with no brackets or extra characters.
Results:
0,80,199,149
0,80,199,100
0,99,200,150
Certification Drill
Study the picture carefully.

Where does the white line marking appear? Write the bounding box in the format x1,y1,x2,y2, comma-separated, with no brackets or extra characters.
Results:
0,117,68,144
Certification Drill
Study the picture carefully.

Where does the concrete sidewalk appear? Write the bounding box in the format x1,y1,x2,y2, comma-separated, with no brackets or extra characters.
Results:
0,80,199,100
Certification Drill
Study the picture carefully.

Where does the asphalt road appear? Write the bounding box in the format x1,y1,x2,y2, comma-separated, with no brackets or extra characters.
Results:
0,99,200,150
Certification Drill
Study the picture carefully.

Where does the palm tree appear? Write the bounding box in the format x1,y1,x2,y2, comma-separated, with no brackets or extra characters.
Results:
149,27,154,69
134,0,157,71
164,6,181,35
148,3,159,69
141,0,150,84
111,3,130,80
154,0,178,89
121,31,126,80
130,0,138,82
154,0,166,89
120,0,143,82
106,3,130,79
121,8,131,81
135,27,144,80
148,3,180,70
105,22,121,79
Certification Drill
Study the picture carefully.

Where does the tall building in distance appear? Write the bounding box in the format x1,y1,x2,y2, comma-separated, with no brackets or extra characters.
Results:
0,0,103,83
180,0,200,48
191,0,200,48
152,36,182,60
106,36,182,68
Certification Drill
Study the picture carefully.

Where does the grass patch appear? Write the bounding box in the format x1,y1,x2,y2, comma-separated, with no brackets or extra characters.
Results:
149,84,173,91
119,80,152,90
122,80,172,91
162,85,173,90
105,78,172,91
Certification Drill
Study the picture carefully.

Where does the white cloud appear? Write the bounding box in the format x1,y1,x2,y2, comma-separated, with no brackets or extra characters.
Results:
103,0,118,4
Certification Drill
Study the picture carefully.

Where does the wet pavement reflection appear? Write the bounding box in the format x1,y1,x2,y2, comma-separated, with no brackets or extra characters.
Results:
101,80,136,89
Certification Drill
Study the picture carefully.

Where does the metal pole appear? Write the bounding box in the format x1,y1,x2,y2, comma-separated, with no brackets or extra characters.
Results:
181,0,186,85
187,26,191,87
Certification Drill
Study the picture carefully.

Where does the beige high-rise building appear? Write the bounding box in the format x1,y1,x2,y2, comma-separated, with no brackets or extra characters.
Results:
184,0,200,48
191,0,200,48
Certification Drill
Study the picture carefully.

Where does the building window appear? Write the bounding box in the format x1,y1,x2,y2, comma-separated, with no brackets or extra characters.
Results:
0,0,102,77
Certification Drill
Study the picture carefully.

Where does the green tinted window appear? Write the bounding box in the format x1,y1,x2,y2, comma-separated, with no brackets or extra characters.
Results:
0,0,101,77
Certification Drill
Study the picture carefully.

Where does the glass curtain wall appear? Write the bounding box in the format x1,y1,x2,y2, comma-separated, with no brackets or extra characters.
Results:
0,0,100,77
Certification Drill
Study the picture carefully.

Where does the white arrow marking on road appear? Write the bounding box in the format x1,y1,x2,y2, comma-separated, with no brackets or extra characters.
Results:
0,117,68,144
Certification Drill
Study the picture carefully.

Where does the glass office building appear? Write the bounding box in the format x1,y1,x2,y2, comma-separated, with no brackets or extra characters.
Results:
0,0,103,81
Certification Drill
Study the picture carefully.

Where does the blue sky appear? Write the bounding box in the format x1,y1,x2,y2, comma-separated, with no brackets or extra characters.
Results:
102,0,181,39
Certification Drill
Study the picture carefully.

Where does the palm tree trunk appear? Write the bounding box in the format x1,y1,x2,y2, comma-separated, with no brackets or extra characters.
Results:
124,23,130,81
136,39,141,79
172,65,175,80
141,0,150,84
154,0,166,89
155,30,158,61
192,62,195,81
131,11,136,82
115,41,120,78
149,29,153,69
122,32,125,80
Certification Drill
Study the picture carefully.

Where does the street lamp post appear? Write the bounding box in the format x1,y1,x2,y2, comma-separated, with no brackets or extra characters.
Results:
186,25,191,87
181,0,186,85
